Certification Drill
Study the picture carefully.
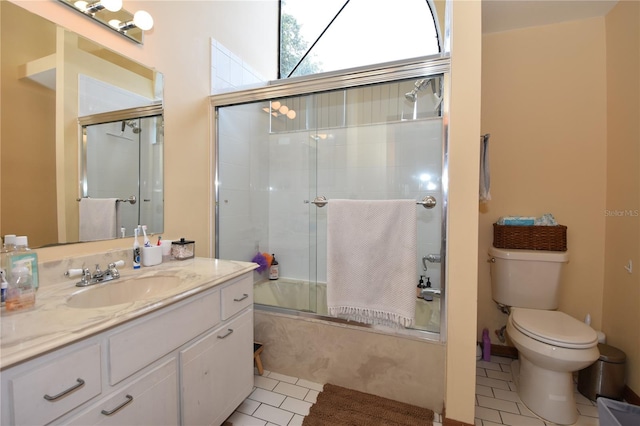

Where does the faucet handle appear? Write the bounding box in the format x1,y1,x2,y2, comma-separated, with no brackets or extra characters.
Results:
94,264,102,275
107,260,124,278
65,268,84,278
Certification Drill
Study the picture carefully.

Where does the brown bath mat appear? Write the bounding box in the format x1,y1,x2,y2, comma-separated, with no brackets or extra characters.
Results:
303,383,434,426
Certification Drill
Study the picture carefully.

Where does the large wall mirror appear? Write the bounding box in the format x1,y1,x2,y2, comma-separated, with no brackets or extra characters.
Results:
0,1,164,248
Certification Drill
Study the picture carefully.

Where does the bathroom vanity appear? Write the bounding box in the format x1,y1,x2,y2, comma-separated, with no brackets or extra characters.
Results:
0,257,256,425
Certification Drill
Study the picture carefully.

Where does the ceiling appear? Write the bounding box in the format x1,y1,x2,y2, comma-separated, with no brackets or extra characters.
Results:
482,0,619,34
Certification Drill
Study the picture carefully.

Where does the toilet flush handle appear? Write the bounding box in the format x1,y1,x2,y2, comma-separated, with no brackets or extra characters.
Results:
487,257,496,263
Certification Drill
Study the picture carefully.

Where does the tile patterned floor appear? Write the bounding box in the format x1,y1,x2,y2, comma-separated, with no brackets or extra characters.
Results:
227,356,600,426
475,356,599,426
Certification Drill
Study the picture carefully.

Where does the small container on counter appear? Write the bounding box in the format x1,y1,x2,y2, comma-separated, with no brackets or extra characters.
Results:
171,238,195,260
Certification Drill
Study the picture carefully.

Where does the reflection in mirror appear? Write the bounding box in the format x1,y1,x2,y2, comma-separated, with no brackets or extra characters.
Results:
0,1,164,248
80,107,164,240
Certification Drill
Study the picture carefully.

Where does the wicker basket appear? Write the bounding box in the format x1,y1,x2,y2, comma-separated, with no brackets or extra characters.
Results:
493,223,567,251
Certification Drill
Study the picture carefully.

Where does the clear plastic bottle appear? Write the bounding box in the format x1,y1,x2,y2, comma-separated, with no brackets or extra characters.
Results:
1,234,16,275
5,261,35,311
8,236,39,291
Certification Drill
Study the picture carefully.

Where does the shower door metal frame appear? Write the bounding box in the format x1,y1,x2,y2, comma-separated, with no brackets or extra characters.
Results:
211,55,450,342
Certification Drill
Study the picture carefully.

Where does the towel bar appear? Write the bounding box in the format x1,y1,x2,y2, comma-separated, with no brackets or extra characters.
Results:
77,196,137,205
308,196,436,209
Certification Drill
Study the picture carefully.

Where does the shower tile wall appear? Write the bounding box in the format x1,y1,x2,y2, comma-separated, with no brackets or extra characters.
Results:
210,38,265,95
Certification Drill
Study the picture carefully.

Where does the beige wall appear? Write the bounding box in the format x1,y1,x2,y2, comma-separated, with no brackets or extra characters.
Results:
479,17,608,341
603,0,640,395
7,1,481,423
446,0,481,423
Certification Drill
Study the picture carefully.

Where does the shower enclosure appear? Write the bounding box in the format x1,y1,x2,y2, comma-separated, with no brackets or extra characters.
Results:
79,105,164,238
214,58,449,338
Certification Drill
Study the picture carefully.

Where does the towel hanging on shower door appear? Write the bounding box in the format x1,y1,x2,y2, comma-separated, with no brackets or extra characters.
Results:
326,199,417,328
79,198,119,241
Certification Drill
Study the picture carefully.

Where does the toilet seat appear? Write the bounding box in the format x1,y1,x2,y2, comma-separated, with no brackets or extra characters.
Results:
511,308,598,349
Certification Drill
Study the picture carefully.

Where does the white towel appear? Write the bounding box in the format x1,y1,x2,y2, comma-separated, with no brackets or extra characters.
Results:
327,199,417,328
480,134,491,203
79,198,119,242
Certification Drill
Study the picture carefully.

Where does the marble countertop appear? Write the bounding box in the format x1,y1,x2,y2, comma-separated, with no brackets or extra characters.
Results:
0,257,257,370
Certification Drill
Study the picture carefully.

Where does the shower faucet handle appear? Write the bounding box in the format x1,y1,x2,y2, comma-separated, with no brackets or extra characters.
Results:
425,254,441,263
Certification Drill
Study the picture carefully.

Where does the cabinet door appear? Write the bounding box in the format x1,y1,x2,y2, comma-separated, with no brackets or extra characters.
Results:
66,359,178,426
180,310,253,426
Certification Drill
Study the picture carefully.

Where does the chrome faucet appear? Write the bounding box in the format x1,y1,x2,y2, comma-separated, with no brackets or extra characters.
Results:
67,260,124,287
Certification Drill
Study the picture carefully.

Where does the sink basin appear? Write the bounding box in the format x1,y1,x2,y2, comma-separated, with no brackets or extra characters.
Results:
67,275,181,309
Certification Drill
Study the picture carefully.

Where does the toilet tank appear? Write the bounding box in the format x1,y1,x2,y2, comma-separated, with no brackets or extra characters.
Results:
488,247,569,310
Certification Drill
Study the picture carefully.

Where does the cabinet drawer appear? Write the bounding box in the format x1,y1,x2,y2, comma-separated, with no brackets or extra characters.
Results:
220,274,253,320
109,289,220,384
68,358,178,425
10,343,101,425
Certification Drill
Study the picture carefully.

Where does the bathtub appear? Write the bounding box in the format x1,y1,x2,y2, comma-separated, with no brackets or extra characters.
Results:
253,278,441,334
252,278,445,412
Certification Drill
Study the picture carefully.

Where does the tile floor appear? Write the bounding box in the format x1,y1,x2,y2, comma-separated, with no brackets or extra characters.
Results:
226,356,600,426
475,356,599,426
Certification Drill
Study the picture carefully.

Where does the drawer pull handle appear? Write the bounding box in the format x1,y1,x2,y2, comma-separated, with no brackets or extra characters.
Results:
43,378,85,401
217,328,234,339
101,394,134,416
233,293,249,302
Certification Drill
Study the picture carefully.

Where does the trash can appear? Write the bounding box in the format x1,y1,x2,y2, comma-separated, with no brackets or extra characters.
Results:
578,343,626,402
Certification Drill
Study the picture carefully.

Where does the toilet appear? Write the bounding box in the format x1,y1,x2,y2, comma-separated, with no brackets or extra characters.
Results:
488,247,599,425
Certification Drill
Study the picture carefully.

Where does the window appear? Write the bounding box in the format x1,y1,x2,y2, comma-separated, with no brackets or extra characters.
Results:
280,0,441,79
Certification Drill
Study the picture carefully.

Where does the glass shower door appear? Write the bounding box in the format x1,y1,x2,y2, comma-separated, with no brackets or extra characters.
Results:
307,79,444,332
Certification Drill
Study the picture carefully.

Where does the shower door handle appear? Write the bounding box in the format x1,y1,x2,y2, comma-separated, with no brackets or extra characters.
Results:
417,196,437,209
310,196,328,208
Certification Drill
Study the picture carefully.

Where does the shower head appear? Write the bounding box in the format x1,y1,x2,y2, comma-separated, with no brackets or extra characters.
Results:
404,78,433,103
123,120,141,134
405,91,418,102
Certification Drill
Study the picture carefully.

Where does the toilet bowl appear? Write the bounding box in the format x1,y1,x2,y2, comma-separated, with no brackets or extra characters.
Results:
507,308,599,425
488,247,600,425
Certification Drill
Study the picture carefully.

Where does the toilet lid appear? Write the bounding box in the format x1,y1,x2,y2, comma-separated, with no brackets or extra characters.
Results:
511,308,598,349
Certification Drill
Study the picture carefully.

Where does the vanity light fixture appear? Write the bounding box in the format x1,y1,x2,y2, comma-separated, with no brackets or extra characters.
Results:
57,0,153,44
263,101,296,120
75,0,122,14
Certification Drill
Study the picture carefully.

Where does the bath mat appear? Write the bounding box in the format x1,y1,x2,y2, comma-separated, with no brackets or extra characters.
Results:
302,383,434,426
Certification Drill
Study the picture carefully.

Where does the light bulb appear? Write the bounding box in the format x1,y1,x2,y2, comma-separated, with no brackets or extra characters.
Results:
271,101,281,110
133,10,154,30
102,0,122,12
287,110,296,119
74,1,88,11
108,19,121,28
279,105,289,114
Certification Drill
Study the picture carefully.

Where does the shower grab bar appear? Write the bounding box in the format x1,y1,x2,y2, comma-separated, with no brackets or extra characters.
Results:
77,195,137,205
308,195,436,209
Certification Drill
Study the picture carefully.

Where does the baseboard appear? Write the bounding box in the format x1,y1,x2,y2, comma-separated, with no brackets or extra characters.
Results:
624,385,640,405
442,407,474,426
478,342,518,359
443,417,474,426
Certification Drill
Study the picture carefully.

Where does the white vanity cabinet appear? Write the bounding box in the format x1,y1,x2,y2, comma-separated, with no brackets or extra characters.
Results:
0,270,254,426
